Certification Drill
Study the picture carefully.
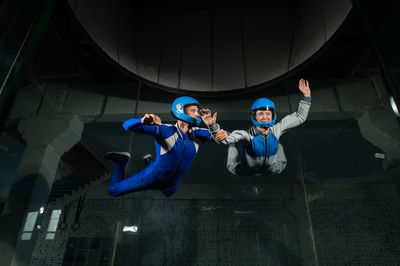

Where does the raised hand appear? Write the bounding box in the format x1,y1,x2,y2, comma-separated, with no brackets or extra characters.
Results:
299,78,311,97
141,114,162,125
199,108,217,126
214,130,228,141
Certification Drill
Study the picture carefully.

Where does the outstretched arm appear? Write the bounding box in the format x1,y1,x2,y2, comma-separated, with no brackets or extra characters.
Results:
220,130,251,144
199,109,251,144
278,79,311,134
122,114,167,139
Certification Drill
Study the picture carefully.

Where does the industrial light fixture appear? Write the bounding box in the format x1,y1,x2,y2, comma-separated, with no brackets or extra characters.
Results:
123,226,138,233
390,96,400,117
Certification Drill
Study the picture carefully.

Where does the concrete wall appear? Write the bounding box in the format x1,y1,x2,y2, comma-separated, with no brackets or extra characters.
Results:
7,76,387,123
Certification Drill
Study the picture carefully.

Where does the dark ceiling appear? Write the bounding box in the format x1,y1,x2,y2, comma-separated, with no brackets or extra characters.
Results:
26,1,400,101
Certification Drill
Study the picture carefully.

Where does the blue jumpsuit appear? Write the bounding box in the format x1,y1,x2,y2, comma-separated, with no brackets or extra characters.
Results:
107,117,214,197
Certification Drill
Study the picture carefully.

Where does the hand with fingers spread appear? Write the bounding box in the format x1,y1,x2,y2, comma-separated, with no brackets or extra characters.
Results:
214,129,228,141
141,114,162,125
200,108,217,127
299,78,311,97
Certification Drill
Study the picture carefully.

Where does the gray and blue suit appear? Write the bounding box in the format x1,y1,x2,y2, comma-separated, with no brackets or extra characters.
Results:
209,97,311,175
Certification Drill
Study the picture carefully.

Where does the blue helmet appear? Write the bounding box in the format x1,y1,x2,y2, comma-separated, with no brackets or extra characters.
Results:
171,96,202,126
250,98,277,128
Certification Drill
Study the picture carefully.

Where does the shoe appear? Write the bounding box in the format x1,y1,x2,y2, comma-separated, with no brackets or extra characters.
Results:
104,151,131,162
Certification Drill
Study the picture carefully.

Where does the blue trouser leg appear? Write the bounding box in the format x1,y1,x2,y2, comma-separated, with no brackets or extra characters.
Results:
107,157,178,197
107,158,128,196
107,159,160,197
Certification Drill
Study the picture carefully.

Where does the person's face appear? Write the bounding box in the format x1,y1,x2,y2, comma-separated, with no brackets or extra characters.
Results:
255,110,273,123
184,105,200,118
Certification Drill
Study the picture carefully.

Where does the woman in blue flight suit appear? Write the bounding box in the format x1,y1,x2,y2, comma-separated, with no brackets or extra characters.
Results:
105,96,222,197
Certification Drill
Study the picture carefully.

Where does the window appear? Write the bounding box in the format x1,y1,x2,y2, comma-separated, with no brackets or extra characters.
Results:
46,209,61,240
21,211,38,240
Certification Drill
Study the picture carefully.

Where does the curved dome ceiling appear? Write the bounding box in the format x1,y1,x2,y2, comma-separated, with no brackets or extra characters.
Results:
67,1,352,92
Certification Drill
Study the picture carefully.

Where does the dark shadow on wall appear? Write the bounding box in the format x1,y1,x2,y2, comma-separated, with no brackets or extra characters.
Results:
0,174,50,266
296,119,384,179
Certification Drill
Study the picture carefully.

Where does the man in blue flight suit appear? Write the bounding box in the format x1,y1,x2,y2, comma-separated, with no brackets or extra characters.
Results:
203,78,311,175
105,96,224,197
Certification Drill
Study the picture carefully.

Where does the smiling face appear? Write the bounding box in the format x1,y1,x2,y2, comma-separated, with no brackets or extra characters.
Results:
184,104,200,119
255,110,273,123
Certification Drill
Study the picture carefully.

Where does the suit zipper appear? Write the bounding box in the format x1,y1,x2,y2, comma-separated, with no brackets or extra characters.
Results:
264,132,269,171
174,135,187,176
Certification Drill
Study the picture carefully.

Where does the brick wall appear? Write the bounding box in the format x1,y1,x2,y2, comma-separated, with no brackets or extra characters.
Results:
30,198,303,265
30,197,400,265
311,199,400,265
121,199,302,265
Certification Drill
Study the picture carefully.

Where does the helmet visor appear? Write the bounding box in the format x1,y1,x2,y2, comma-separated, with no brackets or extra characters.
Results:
184,104,200,117
251,106,275,123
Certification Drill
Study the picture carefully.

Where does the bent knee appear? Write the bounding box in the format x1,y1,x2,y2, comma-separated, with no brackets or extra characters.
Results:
269,161,287,174
226,163,236,174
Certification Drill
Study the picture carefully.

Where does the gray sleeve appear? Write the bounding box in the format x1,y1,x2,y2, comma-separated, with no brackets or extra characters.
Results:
206,123,224,144
208,123,221,134
207,123,251,144
221,130,251,145
278,98,311,135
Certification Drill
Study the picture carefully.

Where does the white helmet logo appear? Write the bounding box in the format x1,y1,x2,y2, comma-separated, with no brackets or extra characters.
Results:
176,103,184,114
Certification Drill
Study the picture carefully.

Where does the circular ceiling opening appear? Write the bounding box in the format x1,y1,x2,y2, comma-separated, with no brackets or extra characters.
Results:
68,2,352,92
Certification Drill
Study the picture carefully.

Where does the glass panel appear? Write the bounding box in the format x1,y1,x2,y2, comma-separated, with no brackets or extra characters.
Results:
21,232,32,241
22,212,38,232
298,119,383,179
2,2,400,264
47,209,61,232
45,232,55,240
298,102,400,264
